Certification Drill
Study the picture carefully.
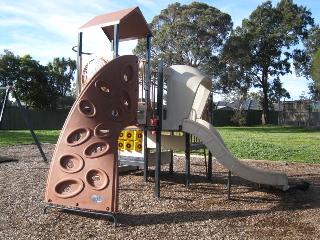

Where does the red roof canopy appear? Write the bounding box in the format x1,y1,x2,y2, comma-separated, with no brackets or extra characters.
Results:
78,6,152,42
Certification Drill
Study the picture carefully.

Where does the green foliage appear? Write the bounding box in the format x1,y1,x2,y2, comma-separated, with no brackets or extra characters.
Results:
0,50,76,109
230,109,247,126
15,54,51,109
311,49,320,90
133,1,233,77
220,0,314,124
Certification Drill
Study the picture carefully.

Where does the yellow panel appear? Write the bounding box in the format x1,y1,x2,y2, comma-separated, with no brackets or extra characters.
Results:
125,130,134,141
134,141,142,152
119,130,125,140
118,140,124,150
124,141,134,151
134,130,143,141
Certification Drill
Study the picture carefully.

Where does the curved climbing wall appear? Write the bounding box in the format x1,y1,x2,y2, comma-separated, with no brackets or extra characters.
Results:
45,55,139,213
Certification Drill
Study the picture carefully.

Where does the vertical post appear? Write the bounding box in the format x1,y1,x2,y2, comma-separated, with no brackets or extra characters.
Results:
76,32,83,97
0,88,10,128
169,132,174,174
227,170,231,200
185,132,190,188
113,24,120,59
155,59,163,198
143,35,152,182
207,92,213,180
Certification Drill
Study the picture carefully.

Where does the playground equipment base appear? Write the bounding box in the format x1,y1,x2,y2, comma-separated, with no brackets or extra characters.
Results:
43,204,117,227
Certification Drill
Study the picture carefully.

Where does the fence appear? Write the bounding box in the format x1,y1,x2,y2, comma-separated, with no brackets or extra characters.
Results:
1,104,319,130
212,110,279,126
279,100,320,127
1,108,69,130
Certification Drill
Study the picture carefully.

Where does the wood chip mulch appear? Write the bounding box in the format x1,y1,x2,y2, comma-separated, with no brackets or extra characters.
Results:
0,144,319,239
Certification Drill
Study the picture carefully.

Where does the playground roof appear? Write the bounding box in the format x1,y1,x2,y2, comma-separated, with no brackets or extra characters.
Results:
78,6,152,42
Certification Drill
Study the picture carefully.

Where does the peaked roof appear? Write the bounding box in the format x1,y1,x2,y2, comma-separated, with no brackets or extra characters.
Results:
78,6,152,42
217,100,287,111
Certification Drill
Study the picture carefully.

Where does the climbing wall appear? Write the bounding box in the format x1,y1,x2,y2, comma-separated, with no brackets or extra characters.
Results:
45,55,139,213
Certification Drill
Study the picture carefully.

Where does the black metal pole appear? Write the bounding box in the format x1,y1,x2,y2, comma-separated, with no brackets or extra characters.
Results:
0,88,10,128
207,92,213,180
143,35,152,182
155,59,163,198
12,90,48,163
76,32,83,97
185,132,190,188
227,170,231,200
113,24,120,59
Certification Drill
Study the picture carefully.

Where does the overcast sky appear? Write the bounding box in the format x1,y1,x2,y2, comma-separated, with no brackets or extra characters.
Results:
1,0,320,100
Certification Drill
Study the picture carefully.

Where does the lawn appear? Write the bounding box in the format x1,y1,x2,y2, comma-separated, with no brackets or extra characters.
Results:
1,126,319,164
216,126,320,164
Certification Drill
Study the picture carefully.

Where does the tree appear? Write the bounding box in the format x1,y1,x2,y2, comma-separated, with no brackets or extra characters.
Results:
133,1,233,77
14,55,51,109
0,50,20,107
47,57,76,96
0,50,20,87
47,57,76,108
220,0,314,124
309,49,320,100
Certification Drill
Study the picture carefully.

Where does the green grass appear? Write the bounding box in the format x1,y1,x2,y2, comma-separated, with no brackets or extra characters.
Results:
1,126,320,164
0,130,60,146
215,126,320,164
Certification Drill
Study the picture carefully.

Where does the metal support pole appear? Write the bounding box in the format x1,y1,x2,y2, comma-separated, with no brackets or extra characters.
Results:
143,35,152,182
185,132,190,188
11,89,48,163
207,92,213,179
169,132,174,174
76,32,83,97
113,24,120,59
0,88,10,128
227,170,231,200
155,59,163,198
43,205,117,227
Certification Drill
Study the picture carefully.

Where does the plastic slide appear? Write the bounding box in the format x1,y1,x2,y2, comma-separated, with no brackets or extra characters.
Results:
182,118,289,191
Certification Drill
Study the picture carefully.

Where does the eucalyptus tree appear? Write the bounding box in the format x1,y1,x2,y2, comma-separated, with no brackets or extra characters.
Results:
47,57,76,108
133,1,233,77
0,50,20,106
220,0,314,124
14,54,51,109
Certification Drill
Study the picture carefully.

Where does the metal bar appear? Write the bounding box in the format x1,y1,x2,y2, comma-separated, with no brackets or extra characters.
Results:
155,59,163,198
76,32,83,97
169,132,174,174
227,170,231,200
185,132,190,188
113,24,120,59
43,205,117,227
11,90,48,163
207,92,213,179
0,87,10,128
143,35,152,182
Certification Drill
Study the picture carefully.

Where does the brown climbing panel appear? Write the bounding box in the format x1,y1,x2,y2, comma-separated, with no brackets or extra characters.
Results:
45,55,139,213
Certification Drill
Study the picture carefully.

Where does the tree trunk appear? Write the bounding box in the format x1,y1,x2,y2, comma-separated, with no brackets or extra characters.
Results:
261,71,269,125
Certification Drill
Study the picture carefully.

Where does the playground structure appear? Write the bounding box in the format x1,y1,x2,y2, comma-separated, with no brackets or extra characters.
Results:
44,7,289,224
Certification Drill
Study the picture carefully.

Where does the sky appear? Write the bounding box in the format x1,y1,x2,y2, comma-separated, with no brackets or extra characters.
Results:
1,0,320,100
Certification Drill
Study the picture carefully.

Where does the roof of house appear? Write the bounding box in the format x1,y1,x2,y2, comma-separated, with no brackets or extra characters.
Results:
216,100,282,111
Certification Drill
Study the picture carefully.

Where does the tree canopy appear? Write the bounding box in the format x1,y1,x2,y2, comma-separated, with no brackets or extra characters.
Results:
220,0,314,124
133,1,233,76
0,50,76,109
